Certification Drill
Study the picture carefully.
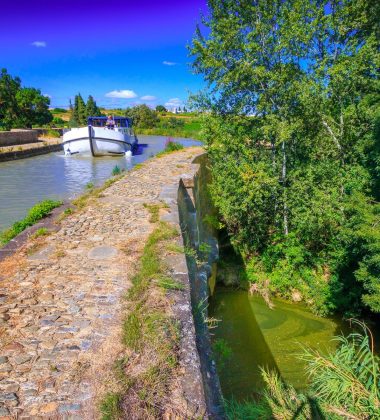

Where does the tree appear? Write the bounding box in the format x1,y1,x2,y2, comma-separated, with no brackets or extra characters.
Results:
125,105,159,129
86,95,101,117
14,88,52,128
190,0,380,314
0,68,52,130
71,93,87,126
156,105,167,113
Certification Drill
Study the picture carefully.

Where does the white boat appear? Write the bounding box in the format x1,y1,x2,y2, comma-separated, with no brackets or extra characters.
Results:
63,116,138,156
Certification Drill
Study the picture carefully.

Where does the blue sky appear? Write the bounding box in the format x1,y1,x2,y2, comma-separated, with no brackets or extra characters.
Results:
0,0,208,109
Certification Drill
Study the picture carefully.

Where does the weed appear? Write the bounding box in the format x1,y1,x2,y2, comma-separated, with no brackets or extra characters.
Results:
86,181,94,190
32,227,49,238
155,275,184,291
156,138,184,157
54,249,66,258
112,165,121,176
100,392,122,420
165,243,184,253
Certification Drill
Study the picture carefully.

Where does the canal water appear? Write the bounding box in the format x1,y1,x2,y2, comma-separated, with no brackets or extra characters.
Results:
208,287,352,401
0,135,199,231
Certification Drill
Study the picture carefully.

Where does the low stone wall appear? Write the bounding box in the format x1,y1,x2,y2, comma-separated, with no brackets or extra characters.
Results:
0,129,39,146
0,143,63,162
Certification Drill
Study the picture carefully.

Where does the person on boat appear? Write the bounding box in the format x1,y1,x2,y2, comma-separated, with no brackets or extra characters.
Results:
106,115,115,129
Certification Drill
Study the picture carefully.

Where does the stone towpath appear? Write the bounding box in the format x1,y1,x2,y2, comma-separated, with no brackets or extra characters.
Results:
0,147,203,418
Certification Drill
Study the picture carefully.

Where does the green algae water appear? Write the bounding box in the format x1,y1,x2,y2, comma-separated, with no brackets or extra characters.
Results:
208,287,351,400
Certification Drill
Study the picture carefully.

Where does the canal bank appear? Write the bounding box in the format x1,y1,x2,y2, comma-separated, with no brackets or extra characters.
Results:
176,156,380,417
0,147,211,418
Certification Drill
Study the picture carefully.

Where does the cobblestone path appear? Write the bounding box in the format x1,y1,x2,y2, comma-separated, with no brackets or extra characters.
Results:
0,147,202,418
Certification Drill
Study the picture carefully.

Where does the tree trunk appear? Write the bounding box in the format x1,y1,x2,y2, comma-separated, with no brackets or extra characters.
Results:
282,140,289,235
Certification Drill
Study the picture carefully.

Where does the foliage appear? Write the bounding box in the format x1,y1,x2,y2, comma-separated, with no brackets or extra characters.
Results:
0,199,62,245
51,116,65,126
160,117,184,130
86,95,101,117
226,325,380,419
156,139,184,157
69,93,102,126
0,68,52,130
156,105,167,113
51,107,67,114
125,104,159,129
190,0,380,315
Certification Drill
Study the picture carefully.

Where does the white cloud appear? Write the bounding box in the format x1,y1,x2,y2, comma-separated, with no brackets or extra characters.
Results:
31,41,47,48
42,93,51,98
140,95,156,101
165,98,183,108
163,61,178,66
105,90,137,99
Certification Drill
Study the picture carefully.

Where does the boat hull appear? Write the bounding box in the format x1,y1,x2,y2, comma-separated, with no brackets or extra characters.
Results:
63,126,134,156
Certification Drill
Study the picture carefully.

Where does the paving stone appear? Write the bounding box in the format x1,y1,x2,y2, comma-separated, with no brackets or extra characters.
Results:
88,246,118,260
0,147,203,417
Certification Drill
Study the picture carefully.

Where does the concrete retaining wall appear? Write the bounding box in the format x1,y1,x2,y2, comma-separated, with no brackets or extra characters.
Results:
0,129,39,146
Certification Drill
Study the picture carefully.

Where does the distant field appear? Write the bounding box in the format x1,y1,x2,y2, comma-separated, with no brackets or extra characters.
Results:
48,108,203,139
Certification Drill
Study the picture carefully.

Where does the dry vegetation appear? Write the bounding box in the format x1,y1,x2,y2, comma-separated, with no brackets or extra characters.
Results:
99,204,188,419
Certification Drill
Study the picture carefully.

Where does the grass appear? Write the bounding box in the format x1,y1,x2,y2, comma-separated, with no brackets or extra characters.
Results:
100,393,123,420
156,139,184,157
0,199,62,246
72,173,124,209
31,227,49,239
223,321,380,419
99,212,185,418
40,129,61,138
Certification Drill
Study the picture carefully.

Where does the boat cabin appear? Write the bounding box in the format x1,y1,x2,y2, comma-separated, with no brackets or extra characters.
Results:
88,116,132,128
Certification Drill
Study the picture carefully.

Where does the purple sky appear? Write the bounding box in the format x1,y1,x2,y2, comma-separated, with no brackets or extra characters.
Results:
0,0,208,108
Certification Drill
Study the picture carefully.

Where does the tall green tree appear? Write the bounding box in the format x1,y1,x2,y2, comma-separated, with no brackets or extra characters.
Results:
190,0,380,314
86,95,101,117
71,93,87,126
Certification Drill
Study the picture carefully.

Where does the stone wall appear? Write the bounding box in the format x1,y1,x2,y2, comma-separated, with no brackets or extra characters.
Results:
177,154,225,419
0,129,39,146
0,143,63,163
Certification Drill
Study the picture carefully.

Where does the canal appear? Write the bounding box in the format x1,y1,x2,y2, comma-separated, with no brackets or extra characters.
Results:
0,135,199,231
208,288,352,400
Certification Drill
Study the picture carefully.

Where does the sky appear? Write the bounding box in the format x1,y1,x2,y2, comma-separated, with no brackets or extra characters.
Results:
0,0,208,109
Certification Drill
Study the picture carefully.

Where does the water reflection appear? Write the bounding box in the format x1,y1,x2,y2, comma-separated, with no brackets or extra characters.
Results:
0,136,200,231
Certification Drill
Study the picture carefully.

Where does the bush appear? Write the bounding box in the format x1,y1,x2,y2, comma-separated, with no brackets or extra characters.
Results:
164,138,184,152
51,117,65,126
